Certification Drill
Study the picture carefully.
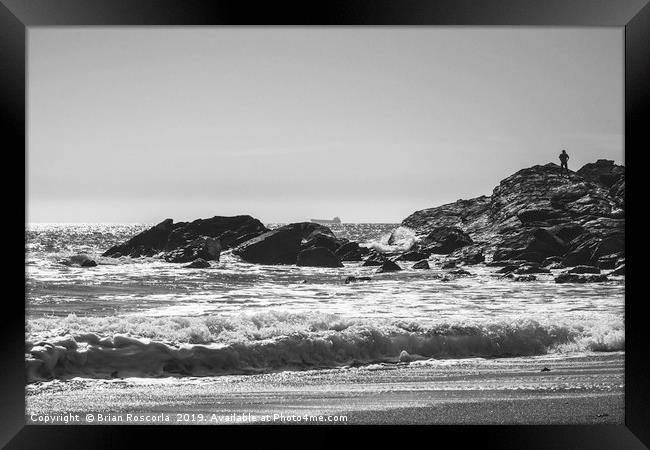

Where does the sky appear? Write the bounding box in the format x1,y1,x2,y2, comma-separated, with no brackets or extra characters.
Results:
27,27,623,224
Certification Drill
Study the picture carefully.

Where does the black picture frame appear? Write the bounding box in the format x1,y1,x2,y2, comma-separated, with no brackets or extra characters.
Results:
2,0,648,447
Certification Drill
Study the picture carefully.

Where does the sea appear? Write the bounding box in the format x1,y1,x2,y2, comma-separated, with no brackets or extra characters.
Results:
25,222,625,380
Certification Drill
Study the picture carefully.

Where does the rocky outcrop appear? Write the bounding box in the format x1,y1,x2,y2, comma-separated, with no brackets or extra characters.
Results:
420,226,473,255
412,260,430,269
576,159,624,188
401,196,492,237
334,242,365,261
362,251,388,267
164,237,221,263
103,218,175,257
164,215,267,252
609,176,625,209
103,215,266,260
183,258,210,268
449,268,472,276
566,265,600,274
376,260,402,273
233,222,364,266
396,250,430,261
512,275,537,282
345,276,372,283
232,227,302,265
103,217,364,267
448,246,485,265
610,264,625,276
296,247,343,268
555,273,609,283
59,254,97,267
400,161,624,268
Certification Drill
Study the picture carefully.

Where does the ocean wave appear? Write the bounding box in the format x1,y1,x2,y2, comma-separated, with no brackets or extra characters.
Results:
25,311,624,382
365,226,416,253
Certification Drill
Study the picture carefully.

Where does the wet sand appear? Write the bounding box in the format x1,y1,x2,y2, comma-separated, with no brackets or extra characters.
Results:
26,352,623,425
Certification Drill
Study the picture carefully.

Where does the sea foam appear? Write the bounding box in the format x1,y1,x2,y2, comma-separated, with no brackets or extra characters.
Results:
26,311,624,382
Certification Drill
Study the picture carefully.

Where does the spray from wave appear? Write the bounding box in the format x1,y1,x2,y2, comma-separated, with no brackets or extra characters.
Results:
365,226,417,253
26,311,624,382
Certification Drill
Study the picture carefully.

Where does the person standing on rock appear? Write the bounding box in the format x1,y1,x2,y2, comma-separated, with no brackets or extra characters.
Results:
559,150,570,176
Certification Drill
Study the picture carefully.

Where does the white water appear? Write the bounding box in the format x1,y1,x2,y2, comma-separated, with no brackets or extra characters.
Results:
25,223,625,380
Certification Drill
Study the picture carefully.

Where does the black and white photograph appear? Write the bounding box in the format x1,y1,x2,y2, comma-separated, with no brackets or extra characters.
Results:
22,25,628,426
3,1,645,441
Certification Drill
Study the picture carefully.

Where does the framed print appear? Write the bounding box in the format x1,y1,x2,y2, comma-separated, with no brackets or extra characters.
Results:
2,0,648,447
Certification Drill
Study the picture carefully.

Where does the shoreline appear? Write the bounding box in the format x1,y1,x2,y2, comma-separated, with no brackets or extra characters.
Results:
27,352,623,425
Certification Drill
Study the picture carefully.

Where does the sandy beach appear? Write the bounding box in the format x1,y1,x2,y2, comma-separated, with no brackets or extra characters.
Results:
26,352,623,425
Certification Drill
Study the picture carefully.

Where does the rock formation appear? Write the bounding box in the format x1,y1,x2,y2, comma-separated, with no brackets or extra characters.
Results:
103,215,266,262
399,161,624,269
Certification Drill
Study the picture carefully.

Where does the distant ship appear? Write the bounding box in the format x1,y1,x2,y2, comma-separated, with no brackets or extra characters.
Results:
310,217,341,225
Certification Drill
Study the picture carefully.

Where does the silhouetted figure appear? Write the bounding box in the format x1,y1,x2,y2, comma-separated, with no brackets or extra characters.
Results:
559,150,569,176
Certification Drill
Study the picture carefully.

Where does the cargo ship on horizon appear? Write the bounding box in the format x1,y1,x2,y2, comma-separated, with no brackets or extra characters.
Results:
310,217,341,225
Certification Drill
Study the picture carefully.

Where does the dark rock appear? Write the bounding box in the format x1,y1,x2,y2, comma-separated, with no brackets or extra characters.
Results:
511,251,546,263
566,265,600,274
555,273,609,283
335,242,365,261
103,218,174,257
60,254,97,267
496,264,520,274
183,258,210,268
339,250,363,262
493,248,515,262
233,228,302,265
421,226,473,254
301,233,343,253
363,251,388,266
282,222,336,241
449,246,485,265
400,162,624,267
335,242,360,257
609,176,625,209
524,228,567,256
166,215,267,251
517,208,560,224
576,159,624,188
541,256,563,267
218,230,266,249
412,260,430,269
296,247,343,268
376,260,402,273
597,254,621,270
541,367,551,372
609,264,625,276
563,231,624,267
552,223,585,243
103,215,267,258
163,236,221,263
562,246,593,267
449,268,472,276
401,196,492,237
513,275,537,281
591,236,625,259
441,261,458,269
397,251,430,261
345,276,372,284
485,261,512,267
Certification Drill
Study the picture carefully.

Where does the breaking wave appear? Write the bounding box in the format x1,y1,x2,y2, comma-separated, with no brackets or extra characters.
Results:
26,311,624,382
366,226,417,253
